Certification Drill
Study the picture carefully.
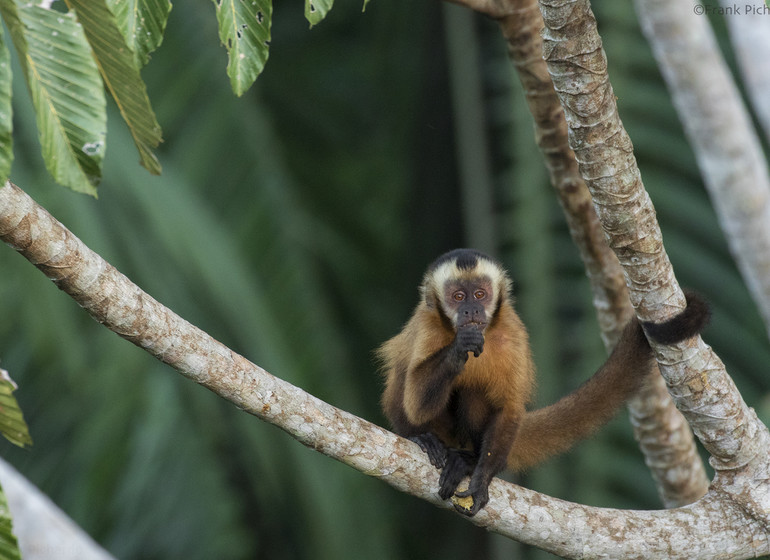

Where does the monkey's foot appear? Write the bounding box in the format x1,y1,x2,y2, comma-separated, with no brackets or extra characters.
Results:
408,433,447,469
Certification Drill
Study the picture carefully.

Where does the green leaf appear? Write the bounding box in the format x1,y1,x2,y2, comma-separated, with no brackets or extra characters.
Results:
0,27,12,182
362,0,372,11
305,0,333,26
105,0,173,68
0,368,32,448
212,0,272,96
0,480,20,560
65,0,163,175
0,1,106,196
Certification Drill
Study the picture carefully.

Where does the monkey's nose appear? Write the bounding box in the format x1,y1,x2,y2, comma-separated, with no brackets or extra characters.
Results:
458,303,486,329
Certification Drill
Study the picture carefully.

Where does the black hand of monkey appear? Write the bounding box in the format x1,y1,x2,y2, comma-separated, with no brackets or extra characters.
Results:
453,477,490,517
438,449,476,500
453,327,484,359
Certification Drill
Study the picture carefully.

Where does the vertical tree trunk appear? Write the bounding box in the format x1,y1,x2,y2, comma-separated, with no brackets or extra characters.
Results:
719,0,770,142
536,0,770,533
636,0,770,338
453,0,710,505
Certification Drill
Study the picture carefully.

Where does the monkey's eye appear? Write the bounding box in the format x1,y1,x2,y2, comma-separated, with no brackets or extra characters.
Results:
453,291,466,302
474,289,486,300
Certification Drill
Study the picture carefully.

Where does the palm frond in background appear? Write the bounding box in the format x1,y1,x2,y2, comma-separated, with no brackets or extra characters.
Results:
0,1,768,559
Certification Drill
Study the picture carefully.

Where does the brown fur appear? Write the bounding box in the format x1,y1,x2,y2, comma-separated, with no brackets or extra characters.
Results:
380,298,535,447
507,317,652,471
378,249,709,515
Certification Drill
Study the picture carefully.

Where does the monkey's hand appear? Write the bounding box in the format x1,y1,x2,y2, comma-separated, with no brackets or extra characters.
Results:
453,326,485,359
438,449,476,500
452,477,490,517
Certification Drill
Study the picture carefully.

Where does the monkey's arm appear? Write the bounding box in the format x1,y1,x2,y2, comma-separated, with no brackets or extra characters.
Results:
403,326,484,425
391,327,485,468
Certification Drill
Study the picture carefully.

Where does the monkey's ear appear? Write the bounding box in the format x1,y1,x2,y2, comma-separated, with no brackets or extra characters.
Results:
499,277,513,300
422,285,439,310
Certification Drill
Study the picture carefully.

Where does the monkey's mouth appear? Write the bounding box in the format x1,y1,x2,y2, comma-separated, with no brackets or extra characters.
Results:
459,320,487,330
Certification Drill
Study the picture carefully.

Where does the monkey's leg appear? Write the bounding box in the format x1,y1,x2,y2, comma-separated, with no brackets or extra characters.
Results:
454,412,519,516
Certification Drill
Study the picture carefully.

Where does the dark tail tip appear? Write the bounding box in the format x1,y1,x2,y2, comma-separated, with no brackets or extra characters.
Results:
642,290,711,345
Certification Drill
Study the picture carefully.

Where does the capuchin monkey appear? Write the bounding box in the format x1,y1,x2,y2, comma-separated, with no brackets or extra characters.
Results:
378,249,709,516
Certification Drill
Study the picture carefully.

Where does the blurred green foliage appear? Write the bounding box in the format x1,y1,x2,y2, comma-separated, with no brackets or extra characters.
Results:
0,1,769,559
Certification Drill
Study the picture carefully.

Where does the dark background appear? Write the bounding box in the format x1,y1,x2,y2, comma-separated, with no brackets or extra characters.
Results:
1,1,768,559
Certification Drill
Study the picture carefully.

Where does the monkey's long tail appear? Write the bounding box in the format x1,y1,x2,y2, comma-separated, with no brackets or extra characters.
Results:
507,293,709,472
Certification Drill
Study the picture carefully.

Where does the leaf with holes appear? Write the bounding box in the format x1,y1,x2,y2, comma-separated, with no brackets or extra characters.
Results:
65,0,163,175
212,0,272,96
0,26,11,182
0,1,106,195
305,0,334,26
0,480,20,560
0,368,31,449
106,0,173,68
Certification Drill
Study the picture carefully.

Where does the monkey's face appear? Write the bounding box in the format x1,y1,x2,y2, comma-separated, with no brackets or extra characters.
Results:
441,276,496,332
422,250,511,333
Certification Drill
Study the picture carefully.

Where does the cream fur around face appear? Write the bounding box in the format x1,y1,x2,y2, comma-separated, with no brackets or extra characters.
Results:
423,256,512,321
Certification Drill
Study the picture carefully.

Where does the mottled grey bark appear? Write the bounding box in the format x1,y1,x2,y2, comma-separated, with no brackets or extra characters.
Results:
536,0,770,554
